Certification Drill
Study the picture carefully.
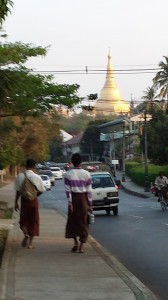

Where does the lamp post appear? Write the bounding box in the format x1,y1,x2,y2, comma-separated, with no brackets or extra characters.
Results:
144,111,150,192
122,120,126,182
109,131,116,172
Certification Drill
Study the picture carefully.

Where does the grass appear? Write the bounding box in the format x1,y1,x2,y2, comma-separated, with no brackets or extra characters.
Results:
0,229,8,266
0,201,13,219
0,201,13,267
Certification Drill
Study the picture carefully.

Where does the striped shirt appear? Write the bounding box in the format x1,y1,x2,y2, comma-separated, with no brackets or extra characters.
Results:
64,167,92,205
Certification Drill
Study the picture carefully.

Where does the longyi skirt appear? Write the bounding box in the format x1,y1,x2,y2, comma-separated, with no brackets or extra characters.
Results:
20,197,39,236
65,192,89,243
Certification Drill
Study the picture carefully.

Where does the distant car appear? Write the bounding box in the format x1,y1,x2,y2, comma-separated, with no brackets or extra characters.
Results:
60,167,66,176
50,167,63,179
91,171,119,215
86,165,97,172
41,170,55,186
40,175,51,191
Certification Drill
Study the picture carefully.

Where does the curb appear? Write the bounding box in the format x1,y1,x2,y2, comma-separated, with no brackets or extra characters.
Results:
121,184,150,198
58,209,157,300
88,235,157,300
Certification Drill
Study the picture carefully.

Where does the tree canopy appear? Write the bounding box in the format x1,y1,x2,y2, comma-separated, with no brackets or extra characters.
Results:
0,42,81,118
0,0,13,24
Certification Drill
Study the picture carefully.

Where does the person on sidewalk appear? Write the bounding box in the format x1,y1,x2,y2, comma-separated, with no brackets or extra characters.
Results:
64,153,93,253
14,159,45,249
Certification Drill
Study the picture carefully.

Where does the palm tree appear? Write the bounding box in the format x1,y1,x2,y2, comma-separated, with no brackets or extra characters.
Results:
138,86,162,113
153,56,168,111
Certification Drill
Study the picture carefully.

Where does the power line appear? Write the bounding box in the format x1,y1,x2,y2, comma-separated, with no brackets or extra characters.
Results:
30,67,160,75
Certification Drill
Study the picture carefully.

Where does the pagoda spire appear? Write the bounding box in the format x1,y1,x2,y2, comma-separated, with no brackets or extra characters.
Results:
94,52,130,115
104,50,117,90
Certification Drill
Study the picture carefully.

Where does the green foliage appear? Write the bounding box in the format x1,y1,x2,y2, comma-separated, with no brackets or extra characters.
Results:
59,113,93,133
80,120,105,159
126,161,168,187
48,136,65,162
140,111,168,164
0,42,81,118
87,93,98,100
0,0,13,24
153,56,168,101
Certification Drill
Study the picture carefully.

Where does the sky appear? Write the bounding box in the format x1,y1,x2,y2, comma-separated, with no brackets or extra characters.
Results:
4,0,168,106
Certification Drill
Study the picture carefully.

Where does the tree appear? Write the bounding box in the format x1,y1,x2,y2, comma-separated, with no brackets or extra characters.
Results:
0,42,81,118
140,86,163,112
80,120,104,161
0,0,13,24
140,111,168,164
153,56,168,111
59,112,93,134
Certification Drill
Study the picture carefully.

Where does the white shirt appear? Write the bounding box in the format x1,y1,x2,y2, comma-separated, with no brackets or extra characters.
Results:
155,175,168,187
14,170,45,193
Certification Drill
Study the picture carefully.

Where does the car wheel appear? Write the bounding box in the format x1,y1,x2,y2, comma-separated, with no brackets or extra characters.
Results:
113,206,118,216
106,209,111,215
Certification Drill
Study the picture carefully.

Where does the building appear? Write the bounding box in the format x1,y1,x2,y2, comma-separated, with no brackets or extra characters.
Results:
94,51,130,116
61,132,83,161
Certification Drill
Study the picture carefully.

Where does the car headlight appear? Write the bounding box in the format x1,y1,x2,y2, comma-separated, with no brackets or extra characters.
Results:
107,192,118,197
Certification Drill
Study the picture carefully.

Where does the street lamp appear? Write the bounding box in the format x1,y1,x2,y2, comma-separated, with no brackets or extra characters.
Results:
109,131,116,172
122,120,126,182
144,111,150,192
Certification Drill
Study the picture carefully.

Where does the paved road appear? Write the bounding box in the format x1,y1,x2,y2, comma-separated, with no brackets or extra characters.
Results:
40,180,168,300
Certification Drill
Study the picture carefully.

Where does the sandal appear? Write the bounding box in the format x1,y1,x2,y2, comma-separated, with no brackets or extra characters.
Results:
27,245,34,249
79,249,85,253
21,235,29,248
71,245,78,252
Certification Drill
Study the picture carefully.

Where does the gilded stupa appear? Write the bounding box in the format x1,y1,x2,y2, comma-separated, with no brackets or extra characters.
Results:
95,52,130,115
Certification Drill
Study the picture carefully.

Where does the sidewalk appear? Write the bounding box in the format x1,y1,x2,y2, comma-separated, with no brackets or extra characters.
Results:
0,182,157,300
116,171,156,200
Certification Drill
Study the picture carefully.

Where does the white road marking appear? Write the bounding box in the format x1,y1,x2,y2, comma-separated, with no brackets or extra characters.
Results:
162,223,168,226
129,214,144,219
134,205,143,208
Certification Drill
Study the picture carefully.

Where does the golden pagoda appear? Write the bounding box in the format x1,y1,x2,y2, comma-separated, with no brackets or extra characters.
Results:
95,52,129,115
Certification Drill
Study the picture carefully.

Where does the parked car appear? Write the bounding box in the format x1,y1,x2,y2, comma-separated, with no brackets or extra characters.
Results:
40,175,51,191
40,170,55,186
50,166,63,179
90,171,119,215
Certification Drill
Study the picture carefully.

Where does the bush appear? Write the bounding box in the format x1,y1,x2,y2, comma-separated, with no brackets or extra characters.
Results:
125,161,168,187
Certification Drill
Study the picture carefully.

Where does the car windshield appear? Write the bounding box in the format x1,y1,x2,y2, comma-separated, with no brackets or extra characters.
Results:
41,175,48,181
51,167,60,171
91,174,115,188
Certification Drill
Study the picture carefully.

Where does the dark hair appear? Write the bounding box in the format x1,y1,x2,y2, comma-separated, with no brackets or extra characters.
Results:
71,153,81,166
26,159,37,169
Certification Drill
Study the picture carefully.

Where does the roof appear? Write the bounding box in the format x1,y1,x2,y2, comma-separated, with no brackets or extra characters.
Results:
98,118,129,128
66,132,83,145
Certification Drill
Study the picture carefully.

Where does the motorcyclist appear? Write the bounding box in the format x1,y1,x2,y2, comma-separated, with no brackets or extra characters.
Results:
155,172,168,202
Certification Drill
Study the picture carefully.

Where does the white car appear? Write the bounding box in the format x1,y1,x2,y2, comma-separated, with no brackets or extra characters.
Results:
60,167,66,176
50,167,63,180
40,175,51,191
91,171,119,215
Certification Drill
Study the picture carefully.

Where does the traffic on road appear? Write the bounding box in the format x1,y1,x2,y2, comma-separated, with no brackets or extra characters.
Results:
40,179,168,300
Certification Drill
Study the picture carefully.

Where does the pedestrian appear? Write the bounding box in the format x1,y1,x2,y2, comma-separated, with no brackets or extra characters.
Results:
14,159,45,249
64,153,93,253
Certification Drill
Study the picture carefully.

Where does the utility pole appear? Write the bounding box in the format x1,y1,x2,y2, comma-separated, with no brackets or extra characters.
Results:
144,111,150,192
122,120,126,182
